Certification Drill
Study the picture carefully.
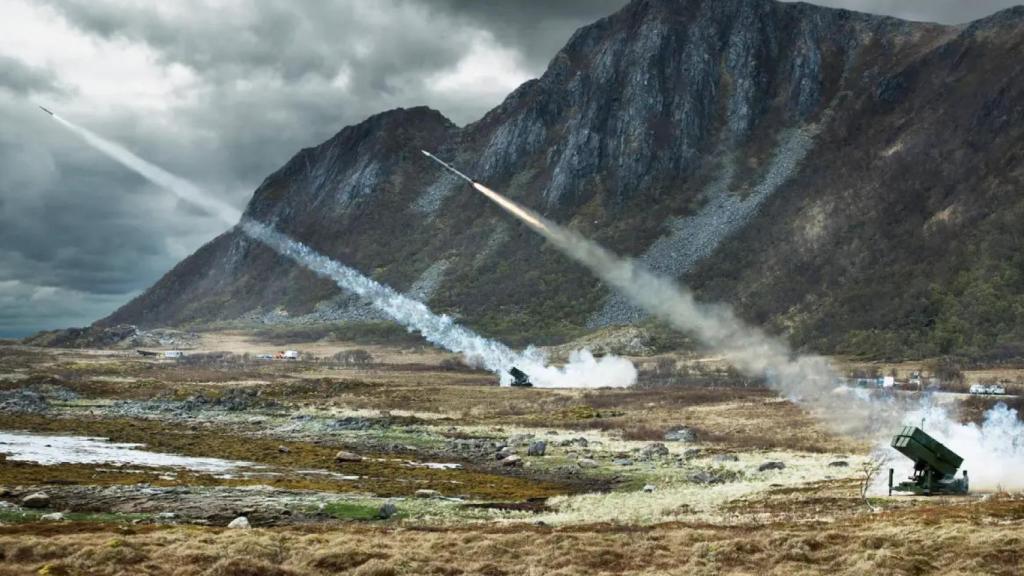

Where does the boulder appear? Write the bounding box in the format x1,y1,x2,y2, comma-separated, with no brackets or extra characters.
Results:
527,441,547,457
334,450,364,463
378,502,398,519
639,443,670,460
560,437,588,448
21,492,50,509
613,458,635,467
758,461,786,472
689,470,722,485
683,448,703,459
664,427,697,442
502,455,522,467
415,489,441,499
828,461,850,468
40,512,65,521
577,458,599,469
713,454,739,463
227,516,251,529
642,484,656,493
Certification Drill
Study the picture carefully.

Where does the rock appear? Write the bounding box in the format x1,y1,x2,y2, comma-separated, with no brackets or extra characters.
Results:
40,512,65,521
21,492,50,509
378,502,398,519
642,484,656,493
758,461,786,472
639,443,670,460
683,448,703,459
502,455,522,467
577,458,598,469
689,470,722,484
227,516,251,529
415,489,441,499
664,427,697,442
560,437,588,448
713,454,739,463
613,458,634,467
828,461,849,468
496,447,514,460
277,446,290,454
527,441,547,457
334,450,364,463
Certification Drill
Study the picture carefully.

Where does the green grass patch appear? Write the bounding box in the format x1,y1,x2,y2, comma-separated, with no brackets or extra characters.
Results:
320,501,389,521
0,509,150,524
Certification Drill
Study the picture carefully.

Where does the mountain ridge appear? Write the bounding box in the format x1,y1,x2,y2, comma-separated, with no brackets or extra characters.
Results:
96,0,1024,361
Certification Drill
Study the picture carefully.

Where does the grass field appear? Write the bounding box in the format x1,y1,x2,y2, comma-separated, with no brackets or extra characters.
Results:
0,334,1021,575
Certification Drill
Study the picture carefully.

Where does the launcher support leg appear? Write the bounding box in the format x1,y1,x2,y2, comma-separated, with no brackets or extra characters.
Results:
888,468,893,496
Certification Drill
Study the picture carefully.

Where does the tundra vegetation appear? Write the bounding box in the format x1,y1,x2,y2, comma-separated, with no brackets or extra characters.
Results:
1,333,1022,575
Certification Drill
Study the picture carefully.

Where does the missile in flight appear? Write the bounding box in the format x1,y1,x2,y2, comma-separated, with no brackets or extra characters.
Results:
39,105,54,116
421,150,475,185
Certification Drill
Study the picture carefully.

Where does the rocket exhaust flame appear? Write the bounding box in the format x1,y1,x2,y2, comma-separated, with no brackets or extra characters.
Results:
41,114,636,389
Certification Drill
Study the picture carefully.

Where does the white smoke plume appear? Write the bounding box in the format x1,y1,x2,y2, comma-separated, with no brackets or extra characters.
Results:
243,221,637,388
46,113,635,389
471,179,1024,489
876,401,1024,493
471,181,884,429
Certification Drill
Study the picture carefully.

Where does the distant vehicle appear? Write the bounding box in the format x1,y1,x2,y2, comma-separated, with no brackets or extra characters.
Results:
136,350,158,357
275,350,300,360
164,350,184,359
255,354,274,360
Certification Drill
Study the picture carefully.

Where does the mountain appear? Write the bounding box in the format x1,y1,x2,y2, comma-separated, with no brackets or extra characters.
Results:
97,0,1024,361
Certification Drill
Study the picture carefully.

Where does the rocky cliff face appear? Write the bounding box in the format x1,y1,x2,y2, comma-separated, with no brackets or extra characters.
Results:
100,0,1024,360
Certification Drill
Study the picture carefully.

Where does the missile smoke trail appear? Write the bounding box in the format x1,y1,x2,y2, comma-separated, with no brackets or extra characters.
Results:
43,111,636,388
428,154,1024,489
51,114,243,224
467,178,879,425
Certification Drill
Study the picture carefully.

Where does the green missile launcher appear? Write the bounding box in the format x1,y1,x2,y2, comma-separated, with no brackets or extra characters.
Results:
888,426,968,495
508,367,533,388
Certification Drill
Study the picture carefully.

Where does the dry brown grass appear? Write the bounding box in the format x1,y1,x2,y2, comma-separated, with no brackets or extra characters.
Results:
2,496,1022,575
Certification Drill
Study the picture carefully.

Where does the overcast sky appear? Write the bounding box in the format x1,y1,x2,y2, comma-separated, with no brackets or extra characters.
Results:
0,0,1020,338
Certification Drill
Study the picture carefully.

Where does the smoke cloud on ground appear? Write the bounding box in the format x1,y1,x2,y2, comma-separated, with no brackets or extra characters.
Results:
882,401,1024,492
47,115,635,389
470,180,1024,487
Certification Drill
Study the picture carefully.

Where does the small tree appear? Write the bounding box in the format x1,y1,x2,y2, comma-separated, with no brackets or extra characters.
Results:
859,451,892,512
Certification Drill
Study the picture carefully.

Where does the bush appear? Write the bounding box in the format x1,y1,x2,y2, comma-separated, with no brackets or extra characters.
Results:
332,349,374,365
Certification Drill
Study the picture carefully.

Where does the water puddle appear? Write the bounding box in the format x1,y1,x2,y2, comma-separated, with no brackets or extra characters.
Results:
0,430,255,474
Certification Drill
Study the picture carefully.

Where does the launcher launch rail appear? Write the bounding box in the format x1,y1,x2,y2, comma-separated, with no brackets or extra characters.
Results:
888,426,968,495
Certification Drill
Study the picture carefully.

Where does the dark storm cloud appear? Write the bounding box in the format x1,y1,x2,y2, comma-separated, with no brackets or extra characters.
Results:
780,1,1023,24
0,55,61,95
427,0,632,69
2,0,1020,336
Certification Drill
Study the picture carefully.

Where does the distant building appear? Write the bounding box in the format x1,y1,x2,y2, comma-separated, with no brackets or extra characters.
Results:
164,350,184,359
